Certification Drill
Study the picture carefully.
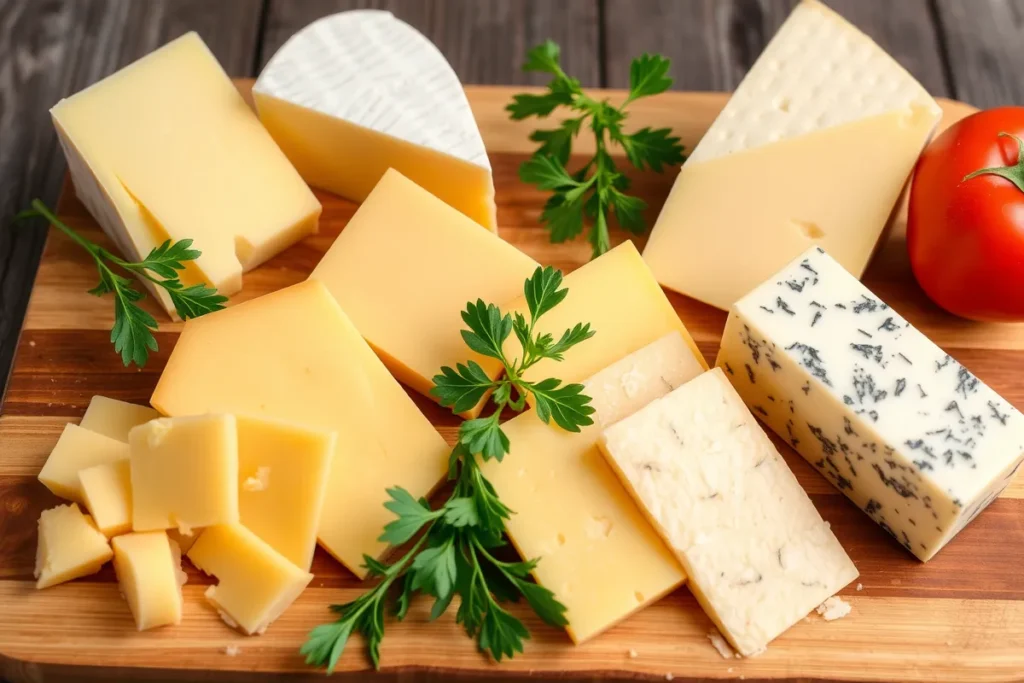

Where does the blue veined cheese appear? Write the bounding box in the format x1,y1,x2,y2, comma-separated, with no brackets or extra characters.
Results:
716,247,1024,561
599,368,858,656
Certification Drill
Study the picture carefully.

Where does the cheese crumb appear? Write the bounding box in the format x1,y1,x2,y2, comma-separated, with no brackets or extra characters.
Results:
223,645,241,656
727,667,734,673
216,608,239,630
816,596,852,621
707,631,736,659
175,519,193,537
665,674,674,681
856,583,863,591
242,466,271,492
628,648,638,659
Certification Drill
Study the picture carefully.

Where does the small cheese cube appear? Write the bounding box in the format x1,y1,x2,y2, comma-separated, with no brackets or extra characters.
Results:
311,169,538,417
187,524,313,635
38,423,129,503
35,504,113,589
79,395,158,442
112,531,184,630
599,368,858,655
78,459,133,537
129,415,239,532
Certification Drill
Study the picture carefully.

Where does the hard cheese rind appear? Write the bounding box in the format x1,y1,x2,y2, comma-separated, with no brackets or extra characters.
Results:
716,247,1024,561
254,10,496,230
599,368,858,655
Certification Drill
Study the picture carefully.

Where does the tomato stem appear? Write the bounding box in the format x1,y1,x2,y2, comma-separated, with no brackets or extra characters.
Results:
963,132,1024,194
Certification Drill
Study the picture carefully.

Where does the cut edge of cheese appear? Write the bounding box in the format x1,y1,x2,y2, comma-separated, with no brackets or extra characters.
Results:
111,531,184,630
38,423,130,504
35,504,113,590
78,459,133,538
79,395,160,443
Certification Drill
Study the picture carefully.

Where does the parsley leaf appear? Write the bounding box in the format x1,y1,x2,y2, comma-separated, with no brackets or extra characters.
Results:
431,361,495,414
459,414,510,462
461,300,512,362
619,127,686,172
626,53,673,103
523,265,569,322
522,40,562,75
379,487,441,545
528,379,595,432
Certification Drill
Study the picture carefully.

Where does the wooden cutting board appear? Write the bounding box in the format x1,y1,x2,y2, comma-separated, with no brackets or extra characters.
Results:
3,84,1021,683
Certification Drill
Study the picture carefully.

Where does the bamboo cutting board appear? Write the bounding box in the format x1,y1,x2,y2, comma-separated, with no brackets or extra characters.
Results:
2,84,1021,683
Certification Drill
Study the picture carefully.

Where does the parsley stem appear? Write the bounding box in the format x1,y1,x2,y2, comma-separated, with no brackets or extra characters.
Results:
28,200,104,263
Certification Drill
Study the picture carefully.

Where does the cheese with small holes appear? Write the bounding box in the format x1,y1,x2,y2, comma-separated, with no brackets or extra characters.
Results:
187,524,313,635
599,368,858,655
79,459,133,537
482,333,705,642
311,169,537,417
129,414,239,533
38,423,129,503
79,396,158,442
150,279,450,576
254,10,496,230
112,531,185,630
236,415,335,570
35,504,113,589
642,0,941,311
51,32,320,315
715,247,1024,561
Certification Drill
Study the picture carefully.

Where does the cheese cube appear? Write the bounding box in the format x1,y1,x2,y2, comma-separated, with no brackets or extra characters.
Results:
79,459,133,537
35,504,113,589
600,368,858,655
51,32,321,315
79,396,158,442
187,524,313,635
642,0,941,311
151,280,449,576
236,416,335,571
483,333,704,642
311,169,538,417
129,415,239,532
716,247,1024,560
111,531,184,630
254,11,496,230
38,423,129,503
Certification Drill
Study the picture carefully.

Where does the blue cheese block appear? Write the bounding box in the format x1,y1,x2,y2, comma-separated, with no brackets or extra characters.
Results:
716,247,1024,561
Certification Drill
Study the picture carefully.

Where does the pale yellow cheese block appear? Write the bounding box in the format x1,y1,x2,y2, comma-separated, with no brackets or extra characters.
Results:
79,395,158,443
78,459,133,537
112,531,185,631
35,504,113,589
38,423,129,504
188,524,313,636
311,169,538,418
129,415,239,533
151,280,450,577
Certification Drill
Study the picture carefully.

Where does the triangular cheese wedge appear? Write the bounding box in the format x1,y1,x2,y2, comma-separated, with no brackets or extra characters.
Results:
253,10,497,231
643,0,941,311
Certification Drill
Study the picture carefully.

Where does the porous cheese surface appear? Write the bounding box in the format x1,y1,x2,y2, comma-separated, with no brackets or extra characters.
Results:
716,247,1024,561
483,333,705,643
236,415,335,571
643,0,941,311
253,10,495,230
599,368,858,656
187,524,313,636
38,423,129,503
51,32,320,314
78,459,133,537
111,531,184,630
129,415,239,533
150,280,450,577
79,396,158,442
311,169,537,417
35,504,113,589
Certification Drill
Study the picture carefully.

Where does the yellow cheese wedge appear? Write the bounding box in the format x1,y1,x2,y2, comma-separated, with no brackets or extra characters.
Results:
79,395,158,442
112,531,185,630
483,333,704,642
311,169,538,417
79,459,133,537
50,32,321,315
129,415,239,533
187,524,313,635
151,280,450,577
35,504,113,589
236,415,335,571
38,423,129,503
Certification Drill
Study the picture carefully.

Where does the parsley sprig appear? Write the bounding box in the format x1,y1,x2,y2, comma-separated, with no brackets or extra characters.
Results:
508,41,685,258
16,200,226,367
302,266,596,672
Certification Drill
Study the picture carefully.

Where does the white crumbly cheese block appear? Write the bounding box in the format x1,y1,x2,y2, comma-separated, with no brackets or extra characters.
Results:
600,368,858,656
716,247,1024,561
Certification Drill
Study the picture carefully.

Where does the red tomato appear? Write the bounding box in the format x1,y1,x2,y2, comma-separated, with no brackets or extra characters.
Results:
907,106,1024,322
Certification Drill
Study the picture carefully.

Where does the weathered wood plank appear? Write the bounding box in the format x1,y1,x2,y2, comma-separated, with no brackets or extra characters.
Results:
260,0,601,85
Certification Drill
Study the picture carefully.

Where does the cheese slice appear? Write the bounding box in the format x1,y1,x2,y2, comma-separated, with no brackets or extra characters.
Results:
79,396,158,442
188,523,313,635
51,32,321,315
35,504,113,589
253,10,496,230
150,280,450,576
599,368,859,655
79,459,133,537
112,531,185,630
483,333,704,642
311,169,538,417
716,247,1024,561
38,423,129,504
643,0,941,311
